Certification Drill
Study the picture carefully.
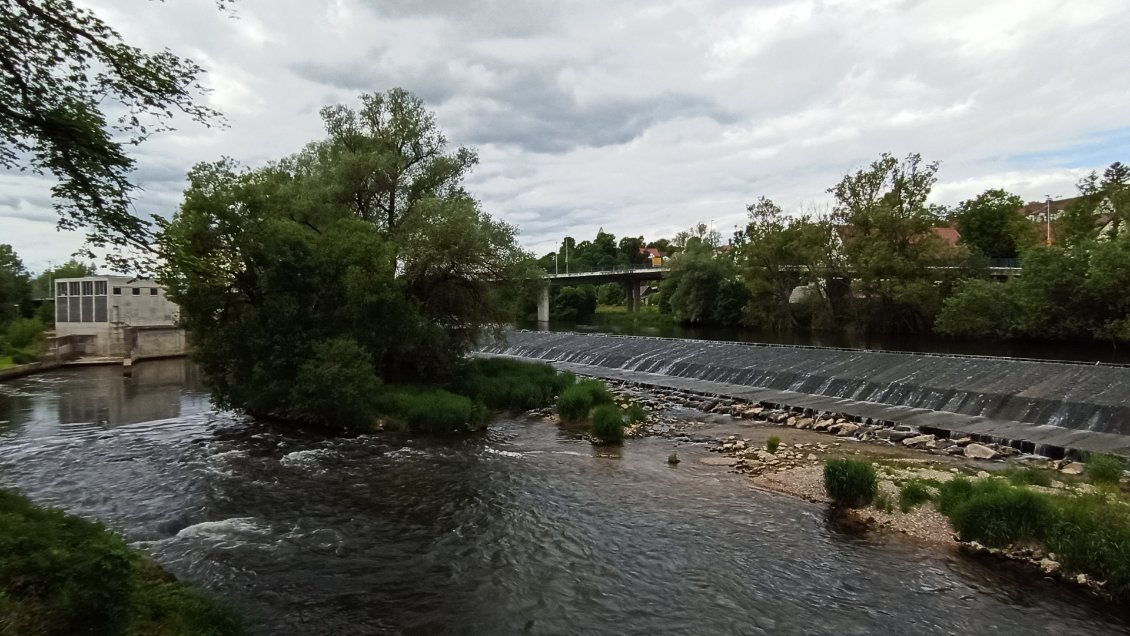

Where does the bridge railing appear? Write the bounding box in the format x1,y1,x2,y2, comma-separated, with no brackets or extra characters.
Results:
543,265,668,278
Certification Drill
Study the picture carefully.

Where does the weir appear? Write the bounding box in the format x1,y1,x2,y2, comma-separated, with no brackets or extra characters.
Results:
481,330,1130,456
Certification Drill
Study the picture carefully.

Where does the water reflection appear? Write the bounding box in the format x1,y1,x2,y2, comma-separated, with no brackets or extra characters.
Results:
0,358,206,436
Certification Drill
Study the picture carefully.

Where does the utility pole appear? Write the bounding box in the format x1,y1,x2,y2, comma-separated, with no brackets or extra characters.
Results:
553,252,558,275
1045,195,1053,246
565,238,569,275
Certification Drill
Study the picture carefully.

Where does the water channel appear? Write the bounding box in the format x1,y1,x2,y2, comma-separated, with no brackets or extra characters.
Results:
1,359,1128,634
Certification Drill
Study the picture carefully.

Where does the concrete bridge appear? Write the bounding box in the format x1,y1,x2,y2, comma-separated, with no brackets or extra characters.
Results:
537,266,667,321
534,263,1022,322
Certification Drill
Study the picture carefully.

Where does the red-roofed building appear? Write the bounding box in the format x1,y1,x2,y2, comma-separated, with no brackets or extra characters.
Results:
639,247,664,266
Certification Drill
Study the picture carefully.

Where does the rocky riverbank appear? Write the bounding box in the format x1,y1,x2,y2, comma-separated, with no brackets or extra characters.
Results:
566,376,1123,600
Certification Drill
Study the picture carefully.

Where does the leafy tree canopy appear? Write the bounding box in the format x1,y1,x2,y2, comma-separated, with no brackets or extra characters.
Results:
0,0,227,270
159,90,535,427
954,189,1032,259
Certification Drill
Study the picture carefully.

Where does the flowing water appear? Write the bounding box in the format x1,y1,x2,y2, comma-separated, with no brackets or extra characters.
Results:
1,359,1128,634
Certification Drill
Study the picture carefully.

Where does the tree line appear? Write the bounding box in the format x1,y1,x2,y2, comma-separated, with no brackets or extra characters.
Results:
540,154,1130,343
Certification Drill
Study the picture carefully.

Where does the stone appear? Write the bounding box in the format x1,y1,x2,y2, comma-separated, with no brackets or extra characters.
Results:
834,423,860,437
813,418,833,431
945,446,965,456
955,437,974,447
1038,559,1061,576
1076,574,1089,586
1059,462,1085,475
997,446,1021,457
756,451,778,462
902,434,934,447
877,429,916,443
964,443,998,460
700,457,738,467
786,416,798,427
795,417,814,430
807,453,818,461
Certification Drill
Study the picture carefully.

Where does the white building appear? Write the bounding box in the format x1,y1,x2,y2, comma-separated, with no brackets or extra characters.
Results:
53,276,185,358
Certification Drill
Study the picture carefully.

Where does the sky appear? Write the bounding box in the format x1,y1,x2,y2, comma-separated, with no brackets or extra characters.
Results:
6,0,1130,272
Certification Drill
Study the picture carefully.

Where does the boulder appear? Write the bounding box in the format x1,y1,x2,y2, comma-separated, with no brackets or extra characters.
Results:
700,457,738,467
795,417,814,430
786,416,798,427
813,418,834,431
955,437,974,447
1059,462,1085,475
902,434,935,447
834,423,860,437
1039,559,1061,576
964,443,998,460
877,429,916,443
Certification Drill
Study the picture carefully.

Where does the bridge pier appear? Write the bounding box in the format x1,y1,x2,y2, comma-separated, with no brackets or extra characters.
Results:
537,283,550,323
622,281,641,314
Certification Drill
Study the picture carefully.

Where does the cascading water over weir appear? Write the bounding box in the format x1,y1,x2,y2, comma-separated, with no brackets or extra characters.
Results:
480,330,1130,457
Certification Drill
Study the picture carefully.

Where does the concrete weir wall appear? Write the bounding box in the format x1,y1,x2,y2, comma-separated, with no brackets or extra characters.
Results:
482,330,1130,455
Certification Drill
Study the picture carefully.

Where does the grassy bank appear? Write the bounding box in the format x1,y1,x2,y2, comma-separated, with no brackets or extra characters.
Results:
591,305,672,327
0,489,244,635
828,454,1130,600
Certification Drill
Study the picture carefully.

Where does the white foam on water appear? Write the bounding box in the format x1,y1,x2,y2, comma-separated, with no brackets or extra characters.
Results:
484,447,523,459
280,448,337,468
176,517,270,539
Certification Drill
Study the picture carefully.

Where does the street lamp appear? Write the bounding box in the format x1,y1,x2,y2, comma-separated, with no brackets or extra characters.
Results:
1045,195,1053,246
552,252,558,275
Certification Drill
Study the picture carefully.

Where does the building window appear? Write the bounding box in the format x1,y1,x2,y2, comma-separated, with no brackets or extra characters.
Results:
150,288,159,296
113,287,122,295
132,288,141,296
94,281,107,295
81,281,93,295
69,282,80,296
57,282,67,296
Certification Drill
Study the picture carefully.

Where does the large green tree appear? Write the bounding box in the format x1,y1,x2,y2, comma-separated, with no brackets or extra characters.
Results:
0,245,32,325
0,0,225,269
159,90,533,427
828,153,966,333
953,189,1033,259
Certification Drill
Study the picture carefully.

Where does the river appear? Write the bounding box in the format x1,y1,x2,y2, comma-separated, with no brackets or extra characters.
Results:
1,359,1128,634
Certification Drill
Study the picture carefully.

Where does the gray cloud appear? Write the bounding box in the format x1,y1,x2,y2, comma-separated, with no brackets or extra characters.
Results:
4,0,1129,269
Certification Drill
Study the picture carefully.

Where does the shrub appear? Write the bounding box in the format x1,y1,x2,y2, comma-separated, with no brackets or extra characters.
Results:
898,480,933,512
460,358,575,411
1046,494,1130,599
590,404,625,444
1085,453,1126,486
373,385,483,434
824,459,878,508
1001,466,1053,488
940,478,1056,547
623,402,647,424
556,379,614,422
936,477,976,516
766,436,781,454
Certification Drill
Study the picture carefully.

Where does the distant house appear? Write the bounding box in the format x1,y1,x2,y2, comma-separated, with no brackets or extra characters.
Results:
639,247,665,267
831,225,962,249
929,226,961,248
54,276,184,358
1018,195,1116,244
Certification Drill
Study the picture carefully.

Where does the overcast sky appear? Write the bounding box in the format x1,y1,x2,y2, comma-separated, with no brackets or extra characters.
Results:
6,0,1130,272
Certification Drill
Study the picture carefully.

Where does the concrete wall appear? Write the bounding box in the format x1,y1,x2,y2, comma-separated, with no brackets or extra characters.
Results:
134,327,186,359
54,276,181,357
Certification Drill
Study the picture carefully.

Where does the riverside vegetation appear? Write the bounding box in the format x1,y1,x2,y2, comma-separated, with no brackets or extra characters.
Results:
0,489,244,635
536,157,1130,345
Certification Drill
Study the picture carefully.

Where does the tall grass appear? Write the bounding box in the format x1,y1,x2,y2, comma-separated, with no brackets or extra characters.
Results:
936,477,1130,599
898,480,933,512
0,489,244,635
590,404,625,444
1085,453,1126,487
556,379,615,423
823,459,877,508
373,385,484,433
460,358,575,411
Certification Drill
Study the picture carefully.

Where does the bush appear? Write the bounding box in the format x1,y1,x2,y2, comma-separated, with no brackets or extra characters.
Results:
936,477,976,516
460,358,575,411
1046,494,1130,599
556,379,614,422
590,404,625,444
824,459,878,508
1001,466,1053,488
939,478,1056,547
874,490,895,514
289,338,383,430
373,385,483,434
766,436,781,454
898,480,933,512
0,489,245,635
623,402,647,424
1085,453,1126,486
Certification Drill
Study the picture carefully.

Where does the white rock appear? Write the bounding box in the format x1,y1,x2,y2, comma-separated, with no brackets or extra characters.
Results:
1059,462,1085,475
902,434,934,447
964,443,998,460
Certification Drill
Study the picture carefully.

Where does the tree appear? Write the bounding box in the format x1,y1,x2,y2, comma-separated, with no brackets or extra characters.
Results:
31,259,95,298
0,245,32,325
618,236,647,266
662,232,731,324
828,153,965,333
0,0,227,269
159,90,534,427
954,189,1032,259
